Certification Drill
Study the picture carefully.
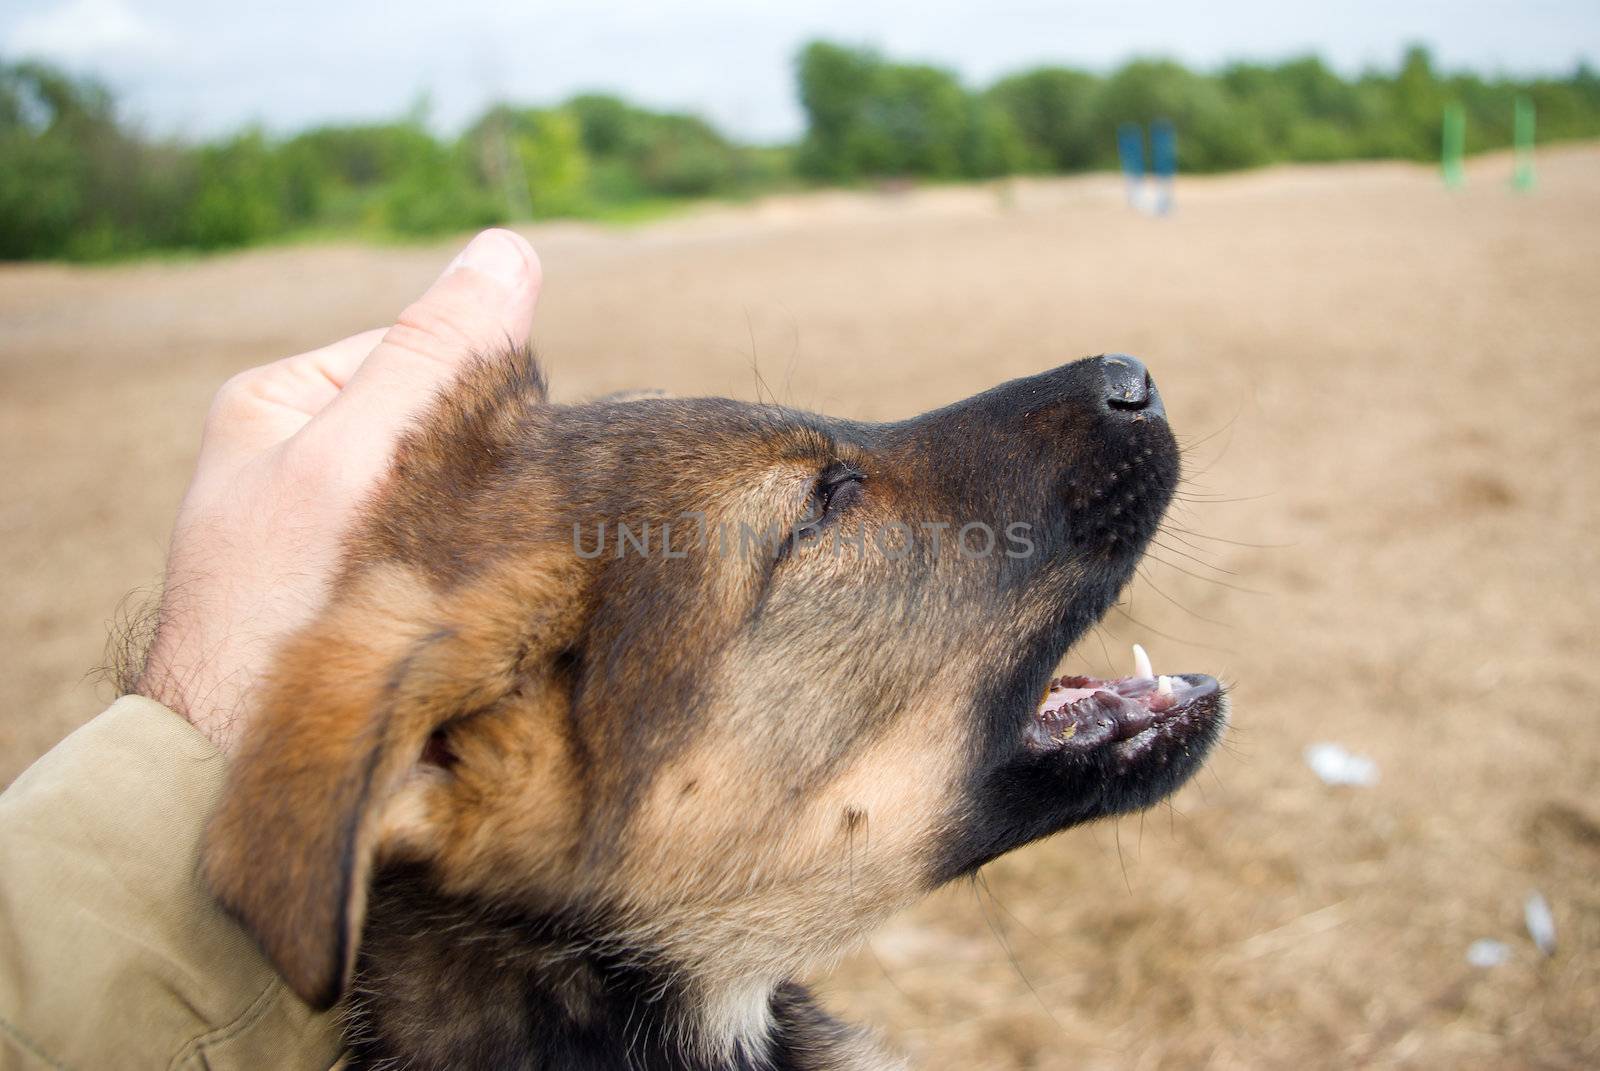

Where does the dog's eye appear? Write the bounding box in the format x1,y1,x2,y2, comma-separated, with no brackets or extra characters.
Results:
793,462,865,543
778,462,865,564
816,462,865,516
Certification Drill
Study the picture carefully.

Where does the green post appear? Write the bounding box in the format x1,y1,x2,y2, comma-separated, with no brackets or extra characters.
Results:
1441,103,1465,188
1512,95,1536,193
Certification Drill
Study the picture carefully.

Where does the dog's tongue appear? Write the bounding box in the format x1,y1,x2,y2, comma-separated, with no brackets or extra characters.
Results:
1034,643,1216,749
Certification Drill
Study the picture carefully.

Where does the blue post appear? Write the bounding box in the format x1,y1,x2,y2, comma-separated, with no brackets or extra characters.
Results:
1117,123,1145,211
1150,119,1176,215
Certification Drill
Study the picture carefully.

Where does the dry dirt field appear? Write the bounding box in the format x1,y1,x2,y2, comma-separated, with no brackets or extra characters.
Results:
2,146,1597,1068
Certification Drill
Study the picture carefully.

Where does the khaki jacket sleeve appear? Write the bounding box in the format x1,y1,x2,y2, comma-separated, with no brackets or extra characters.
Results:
0,696,345,1071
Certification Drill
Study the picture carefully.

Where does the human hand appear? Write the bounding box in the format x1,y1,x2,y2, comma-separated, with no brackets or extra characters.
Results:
136,229,543,753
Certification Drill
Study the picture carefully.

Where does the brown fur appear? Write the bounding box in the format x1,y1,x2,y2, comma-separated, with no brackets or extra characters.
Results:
204,348,1224,1069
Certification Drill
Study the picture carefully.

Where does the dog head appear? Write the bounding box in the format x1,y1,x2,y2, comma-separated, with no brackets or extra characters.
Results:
205,351,1227,1035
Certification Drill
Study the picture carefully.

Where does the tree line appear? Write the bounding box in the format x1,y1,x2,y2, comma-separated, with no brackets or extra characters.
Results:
796,42,1600,178
4,43,1598,260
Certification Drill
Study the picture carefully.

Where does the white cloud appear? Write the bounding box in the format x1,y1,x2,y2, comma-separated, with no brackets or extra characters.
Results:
6,0,174,65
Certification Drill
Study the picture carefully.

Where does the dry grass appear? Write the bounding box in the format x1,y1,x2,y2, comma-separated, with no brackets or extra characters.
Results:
2,146,1597,1068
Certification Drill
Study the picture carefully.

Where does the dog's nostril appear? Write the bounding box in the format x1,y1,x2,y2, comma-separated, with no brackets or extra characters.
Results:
1099,354,1163,417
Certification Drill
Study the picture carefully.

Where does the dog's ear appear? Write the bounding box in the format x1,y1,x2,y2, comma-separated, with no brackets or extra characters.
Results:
203,557,583,1008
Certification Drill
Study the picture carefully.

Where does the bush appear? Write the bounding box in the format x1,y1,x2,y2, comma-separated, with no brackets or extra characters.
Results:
962,97,1029,177
463,106,591,218
183,132,289,248
566,95,744,197
381,136,502,237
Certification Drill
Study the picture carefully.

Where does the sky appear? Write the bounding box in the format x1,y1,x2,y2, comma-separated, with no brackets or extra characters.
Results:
4,0,1598,142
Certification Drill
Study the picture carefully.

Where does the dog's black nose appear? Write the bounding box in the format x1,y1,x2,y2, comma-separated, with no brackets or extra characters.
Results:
1099,354,1163,418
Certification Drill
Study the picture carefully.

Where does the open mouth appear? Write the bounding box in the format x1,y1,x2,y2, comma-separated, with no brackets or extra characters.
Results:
1027,643,1221,757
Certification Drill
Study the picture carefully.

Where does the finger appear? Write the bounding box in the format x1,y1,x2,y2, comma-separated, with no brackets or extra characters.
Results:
253,328,390,422
318,229,541,444
290,327,390,393
197,329,389,461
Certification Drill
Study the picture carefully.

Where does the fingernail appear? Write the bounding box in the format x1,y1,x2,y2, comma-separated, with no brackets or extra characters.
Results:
442,229,534,290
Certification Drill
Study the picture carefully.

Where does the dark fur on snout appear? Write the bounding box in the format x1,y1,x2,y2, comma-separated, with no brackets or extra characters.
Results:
203,347,1225,1069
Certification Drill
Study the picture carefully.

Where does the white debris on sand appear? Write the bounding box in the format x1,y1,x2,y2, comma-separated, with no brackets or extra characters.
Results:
1466,939,1512,967
1304,743,1380,787
1525,891,1557,956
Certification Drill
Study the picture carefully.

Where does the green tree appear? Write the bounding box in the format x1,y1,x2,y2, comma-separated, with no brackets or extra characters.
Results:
1093,58,1270,171
1221,57,1369,161
795,41,1003,180
0,61,160,257
794,41,881,180
1388,44,1446,158
986,68,1101,171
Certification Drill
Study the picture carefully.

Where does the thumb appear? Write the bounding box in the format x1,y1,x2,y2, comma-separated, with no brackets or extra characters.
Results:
308,229,542,471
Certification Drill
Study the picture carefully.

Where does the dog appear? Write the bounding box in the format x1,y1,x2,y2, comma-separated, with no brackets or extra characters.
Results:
203,348,1227,1069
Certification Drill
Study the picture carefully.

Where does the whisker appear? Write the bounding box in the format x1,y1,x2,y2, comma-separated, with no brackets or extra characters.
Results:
1135,566,1232,627
1175,405,1243,458
1173,490,1276,505
1112,605,1236,655
1144,553,1269,596
972,873,1070,1036
742,307,775,406
846,814,857,900
865,942,913,1003
1155,526,1234,561
975,870,1043,942
1150,537,1240,575
1175,474,1231,495
1089,622,1115,670
1113,818,1132,894
1163,525,1293,550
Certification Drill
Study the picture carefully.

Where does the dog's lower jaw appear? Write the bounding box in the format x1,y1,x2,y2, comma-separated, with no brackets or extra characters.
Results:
344,869,904,1071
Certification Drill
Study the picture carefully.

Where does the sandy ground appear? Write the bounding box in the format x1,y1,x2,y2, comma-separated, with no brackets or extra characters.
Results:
2,146,1597,1068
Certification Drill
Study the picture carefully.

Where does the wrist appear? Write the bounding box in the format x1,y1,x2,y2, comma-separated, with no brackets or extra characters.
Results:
133,625,241,752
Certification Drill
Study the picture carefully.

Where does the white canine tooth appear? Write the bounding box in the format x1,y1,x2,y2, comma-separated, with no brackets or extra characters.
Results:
1157,675,1174,696
1132,643,1153,680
